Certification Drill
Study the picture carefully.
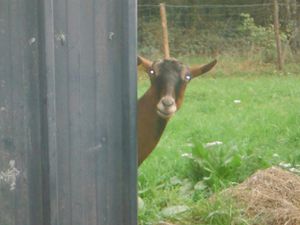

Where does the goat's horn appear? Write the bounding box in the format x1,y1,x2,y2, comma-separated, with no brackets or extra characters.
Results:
137,56,153,69
190,59,217,78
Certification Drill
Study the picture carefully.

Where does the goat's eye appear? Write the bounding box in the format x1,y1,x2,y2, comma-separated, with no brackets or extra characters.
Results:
149,69,155,76
185,74,192,81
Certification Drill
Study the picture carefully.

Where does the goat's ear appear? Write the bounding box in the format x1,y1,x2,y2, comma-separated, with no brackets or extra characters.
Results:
190,59,217,78
138,56,153,71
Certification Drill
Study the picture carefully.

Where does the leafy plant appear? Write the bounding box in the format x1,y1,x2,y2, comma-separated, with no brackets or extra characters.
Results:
187,143,271,190
238,13,289,63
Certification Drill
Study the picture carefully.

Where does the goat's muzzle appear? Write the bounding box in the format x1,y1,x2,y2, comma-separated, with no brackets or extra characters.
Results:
156,96,177,119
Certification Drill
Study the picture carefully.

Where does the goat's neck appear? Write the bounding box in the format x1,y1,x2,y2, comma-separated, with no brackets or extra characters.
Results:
138,87,168,165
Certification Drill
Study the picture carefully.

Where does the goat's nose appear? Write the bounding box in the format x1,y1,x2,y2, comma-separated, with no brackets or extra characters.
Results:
162,97,175,107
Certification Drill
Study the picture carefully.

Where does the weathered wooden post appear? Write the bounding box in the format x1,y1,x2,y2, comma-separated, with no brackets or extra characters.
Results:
273,0,284,70
160,3,170,59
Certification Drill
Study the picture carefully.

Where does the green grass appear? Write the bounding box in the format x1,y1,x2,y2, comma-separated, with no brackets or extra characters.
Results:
138,59,300,225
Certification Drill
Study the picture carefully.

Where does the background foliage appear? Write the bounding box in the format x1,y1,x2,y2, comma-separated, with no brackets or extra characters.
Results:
138,0,300,63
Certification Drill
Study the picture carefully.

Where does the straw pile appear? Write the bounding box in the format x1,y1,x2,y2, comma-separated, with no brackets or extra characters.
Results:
227,166,300,225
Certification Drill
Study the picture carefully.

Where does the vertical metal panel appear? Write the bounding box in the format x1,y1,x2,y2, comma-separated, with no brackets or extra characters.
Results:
0,0,137,224
39,0,138,224
0,0,44,225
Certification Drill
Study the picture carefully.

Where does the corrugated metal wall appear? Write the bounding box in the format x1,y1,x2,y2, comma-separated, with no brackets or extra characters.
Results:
0,0,43,224
0,0,137,224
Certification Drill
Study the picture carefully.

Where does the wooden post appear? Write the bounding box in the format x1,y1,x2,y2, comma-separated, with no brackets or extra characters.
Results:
273,0,284,70
160,3,170,59
285,0,291,21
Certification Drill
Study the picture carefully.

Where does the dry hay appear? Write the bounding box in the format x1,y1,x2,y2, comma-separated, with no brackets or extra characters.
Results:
227,166,300,225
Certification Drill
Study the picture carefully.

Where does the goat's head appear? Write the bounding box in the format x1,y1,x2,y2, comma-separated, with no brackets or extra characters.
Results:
138,56,217,119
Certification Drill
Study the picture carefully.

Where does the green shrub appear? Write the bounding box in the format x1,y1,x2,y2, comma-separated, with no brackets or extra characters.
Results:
238,13,289,63
138,12,293,63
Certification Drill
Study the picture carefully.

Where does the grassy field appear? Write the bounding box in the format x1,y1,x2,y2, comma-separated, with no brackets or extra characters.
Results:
137,57,300,225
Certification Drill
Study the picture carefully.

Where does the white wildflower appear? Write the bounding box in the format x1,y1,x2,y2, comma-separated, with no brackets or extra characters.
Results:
204,141,223,148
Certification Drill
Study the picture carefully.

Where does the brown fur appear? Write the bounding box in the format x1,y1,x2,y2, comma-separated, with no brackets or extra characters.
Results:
137,56,217,166
138,86,168,165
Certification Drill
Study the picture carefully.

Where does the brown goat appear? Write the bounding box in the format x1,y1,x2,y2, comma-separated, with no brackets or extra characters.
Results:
138,56,217,165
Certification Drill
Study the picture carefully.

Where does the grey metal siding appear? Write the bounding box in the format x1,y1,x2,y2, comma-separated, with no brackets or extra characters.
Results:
0,0,137,224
